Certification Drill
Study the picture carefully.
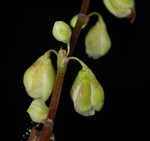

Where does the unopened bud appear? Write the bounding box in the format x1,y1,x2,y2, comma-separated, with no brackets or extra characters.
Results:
52,21,72,44
103,0,135,19
27,99,49,123
85,12,111,59
71,67,104,116
70,15,87,29
23,51,56,101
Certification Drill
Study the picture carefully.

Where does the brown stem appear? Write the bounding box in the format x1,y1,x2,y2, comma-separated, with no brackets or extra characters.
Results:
48,70,66,120
69,0,90,56
80,0,90,14
69,13,89,56
27,0,91,141
38,119,54,141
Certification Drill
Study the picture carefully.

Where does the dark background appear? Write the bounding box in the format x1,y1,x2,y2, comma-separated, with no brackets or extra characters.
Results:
9,0,147,140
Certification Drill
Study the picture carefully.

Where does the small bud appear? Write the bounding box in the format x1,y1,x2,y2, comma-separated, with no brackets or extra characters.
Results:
52,21,72,44
103,0,135,19
71,67,104,116
85,13,111,59
70,15,87,29
57,49,68,72
27,99,49,123
23,51,56,101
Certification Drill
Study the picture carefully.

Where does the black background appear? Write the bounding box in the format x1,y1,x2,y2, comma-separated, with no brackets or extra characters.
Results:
9,0,148,140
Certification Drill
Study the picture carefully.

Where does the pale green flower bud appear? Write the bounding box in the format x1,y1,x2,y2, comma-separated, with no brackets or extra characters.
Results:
52,21,72,44
70,15,87,29
103,0,135,18
27,99,49,123
23,51,56,101
85,12,111,59
71,67,104,116
57,49,68,72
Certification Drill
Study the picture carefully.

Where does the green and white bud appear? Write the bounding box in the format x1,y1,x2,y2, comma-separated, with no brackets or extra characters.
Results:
85,12,111,59
27,99,49,123
103,0,135,18
70,15,87,29
71,67,104,116
57,49,68,72
52,21,72,44
23,51,56,101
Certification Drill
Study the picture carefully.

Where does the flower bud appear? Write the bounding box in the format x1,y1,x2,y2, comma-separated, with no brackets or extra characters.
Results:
52,21,72,44
70,15,87,29
23,51,56,101
27,99,49,123
71,67,104,116
57,49,68,72
85,13,111,59
103,0,135,18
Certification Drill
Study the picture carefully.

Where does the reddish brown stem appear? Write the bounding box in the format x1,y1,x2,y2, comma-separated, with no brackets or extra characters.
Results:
39,119,54,141
69,13,89,56
69,0,90,56
48,70,66,120
80,0,90,14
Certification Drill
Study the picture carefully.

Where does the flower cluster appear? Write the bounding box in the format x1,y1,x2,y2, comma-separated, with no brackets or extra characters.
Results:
23,0,135,123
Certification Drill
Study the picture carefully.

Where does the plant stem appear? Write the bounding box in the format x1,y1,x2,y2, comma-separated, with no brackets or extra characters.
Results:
69,0,90,56
69,13,89,56
80,0,91,14
48,70,67,120
27,0,91,141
